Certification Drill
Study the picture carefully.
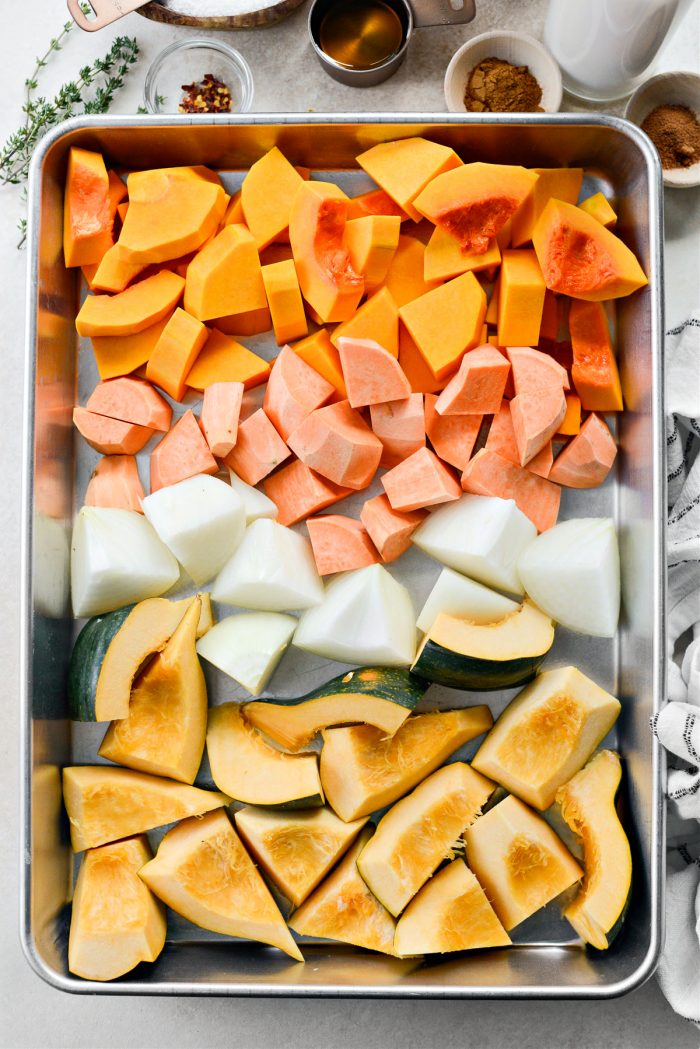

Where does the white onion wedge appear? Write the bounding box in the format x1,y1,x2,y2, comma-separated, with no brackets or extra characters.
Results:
293,564,416,667
196,612,297,695
71,507,179,618
228,470,278,525
141,475,245,586
416,568,519,633
517,517,620,636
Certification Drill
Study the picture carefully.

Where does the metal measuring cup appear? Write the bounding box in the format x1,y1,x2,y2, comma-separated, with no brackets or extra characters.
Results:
308,0,477,86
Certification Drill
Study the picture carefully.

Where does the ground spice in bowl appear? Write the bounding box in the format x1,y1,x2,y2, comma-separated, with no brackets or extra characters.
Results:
464,57,543,113
640,104,700,169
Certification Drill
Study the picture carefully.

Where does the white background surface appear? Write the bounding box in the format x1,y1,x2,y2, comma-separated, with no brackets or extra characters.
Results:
2,1,700,1046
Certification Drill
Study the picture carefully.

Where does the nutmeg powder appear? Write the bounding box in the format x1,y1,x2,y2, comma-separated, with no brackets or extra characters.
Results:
464,57,543,113
641,104,700,170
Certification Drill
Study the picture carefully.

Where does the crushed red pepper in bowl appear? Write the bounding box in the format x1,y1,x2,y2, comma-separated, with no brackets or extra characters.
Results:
179,73,233,114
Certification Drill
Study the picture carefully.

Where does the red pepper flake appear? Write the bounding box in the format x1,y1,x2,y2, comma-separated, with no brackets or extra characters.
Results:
179,72,233,114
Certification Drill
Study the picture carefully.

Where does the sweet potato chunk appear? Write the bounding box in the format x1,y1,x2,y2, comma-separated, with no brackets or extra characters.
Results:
264,460,351,526
435,346,510,416
86,377,172,432
200,381,244,458
150,410,218,492
382,447,461,512
224,408,291,486
286,401,382,491
73,407,153,456
424,393,482,471
85,455,145,513
306,516,379,575
360,494,426,562
461,448,561,532
337,336,411,407
263,345,335,441
549,413,617,488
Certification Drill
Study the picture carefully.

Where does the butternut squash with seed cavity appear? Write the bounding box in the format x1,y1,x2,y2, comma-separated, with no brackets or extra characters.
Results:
64,148,113,268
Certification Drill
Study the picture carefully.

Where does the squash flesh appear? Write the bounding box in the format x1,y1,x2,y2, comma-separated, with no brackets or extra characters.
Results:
139,809,303,961
98,600,207,784
289,827,396,954
423,600,553,661
357,762,495,916
393,859,510,957
320,707,493,822
206,702,323,807
472,666,621,810
69,835,166,981
556,750,631,949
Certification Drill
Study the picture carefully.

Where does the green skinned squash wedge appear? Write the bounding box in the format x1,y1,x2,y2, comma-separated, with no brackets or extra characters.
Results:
411,600,554,691
556,750,632,950
320,706,493,822
69,594,214,722
243,667,427,753
207,702,324,809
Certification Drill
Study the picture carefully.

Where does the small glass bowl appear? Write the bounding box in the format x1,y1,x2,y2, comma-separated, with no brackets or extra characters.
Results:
144,39,254,115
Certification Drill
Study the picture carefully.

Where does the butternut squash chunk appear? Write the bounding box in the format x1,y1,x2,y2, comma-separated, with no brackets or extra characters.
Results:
357,137,462,222
331,287,400,357
399,272,487,380
146,308,208,401
241,146,305,249
186,328,270,391
64,147,113,268
75,271,185,338
184,224,267,322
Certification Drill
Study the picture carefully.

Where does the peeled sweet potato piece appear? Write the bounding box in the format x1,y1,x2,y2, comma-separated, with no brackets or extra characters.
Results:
64,148,113,268
73,407,153,456
337,336,410,407
507,347,568,466
461,448,561,532
286,401,382,491
382,446,461,512
549,413,617,489
435,346,510,416
200,382,244,458
150,410,218,492
263,345,335,441
86,377,172,432
85,455,145,513
360,494,426,562
370,393,425,468
306,516,379,575
264,460,351,526
424,393,481,472
75,271,185,338
224,408,291,486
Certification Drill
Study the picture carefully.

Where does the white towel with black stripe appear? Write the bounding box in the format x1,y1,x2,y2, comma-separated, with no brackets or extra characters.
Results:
652,314,700,1023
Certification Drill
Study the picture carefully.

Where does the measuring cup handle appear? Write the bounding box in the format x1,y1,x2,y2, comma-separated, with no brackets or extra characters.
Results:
408,0,477,29
66,0,150,32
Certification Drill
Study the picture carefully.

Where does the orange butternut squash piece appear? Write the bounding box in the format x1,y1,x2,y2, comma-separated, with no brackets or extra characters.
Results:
86,377,172,432
186,329,270,391
399,272,487,380
264,460,351,527
286,401,382,491
377,235,439,308
370,393,425,468
346,188,410,222
578,192,617,228
91,315,172,381
510,167,583,248
413,163,538,254
290,181,364,323
336,336,410,407
306,516,379,575
263,345,335,441
290,330,346,398
549,413,617,489
345,216,401,290
200,381,244,458
461,448,561,533
435,345,510,416
424,393,482,471
213,307,272,337
91,244,147,294
150,410,218,493
259,243,294,267
116,201,129,225
485,275,500,327
497,217,512,250
224,408,291,486
261,260,308,345
184,224,267,322
331,287,400,357
360,493,426,562
357,137,462,222
85,455,145,513
73,407,153,456
64,148,113,268
107,169,127,208
507,346,568,465
146,308,208,401
569,299,624,411
241,147,305,249
220,190,245,228
557,393,582,436
75,271,185,338
382,446,461,512
539,289,559,342
118,168,227,264
498,249,547,346
424,228,501,283
398,326,447,395
532,198,648,300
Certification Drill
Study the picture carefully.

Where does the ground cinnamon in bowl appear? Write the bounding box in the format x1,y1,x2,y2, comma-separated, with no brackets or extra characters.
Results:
464,57,543,113
640,104,700,169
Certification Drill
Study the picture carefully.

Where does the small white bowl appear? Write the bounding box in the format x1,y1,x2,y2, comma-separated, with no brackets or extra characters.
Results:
625,71,700,189
444,31,562,115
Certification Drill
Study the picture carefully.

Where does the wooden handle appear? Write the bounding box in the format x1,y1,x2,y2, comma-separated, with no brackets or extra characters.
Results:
66,0,151,31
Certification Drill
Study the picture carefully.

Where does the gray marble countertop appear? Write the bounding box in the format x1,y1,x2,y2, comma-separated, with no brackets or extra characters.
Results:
1,1,699,1046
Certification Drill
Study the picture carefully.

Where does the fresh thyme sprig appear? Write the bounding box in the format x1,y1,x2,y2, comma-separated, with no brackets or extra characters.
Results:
0,23,139,245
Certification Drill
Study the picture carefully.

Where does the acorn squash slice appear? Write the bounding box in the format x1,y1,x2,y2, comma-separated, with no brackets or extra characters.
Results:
139,808,303,961
243,667,427,753
62,765,229,852
393,859,511,958
98,599,208,784
320,706,493,822
288,827,396,955
69,594,213,723
471,666,621,810
234,806,368,906
556,750,632,949
464,794,582,931
411,600,554,691
68,835,166,982
357,762,495,916
206,702,323,809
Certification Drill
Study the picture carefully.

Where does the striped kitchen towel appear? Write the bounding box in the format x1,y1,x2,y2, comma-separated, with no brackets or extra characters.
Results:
652,314,700,1023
